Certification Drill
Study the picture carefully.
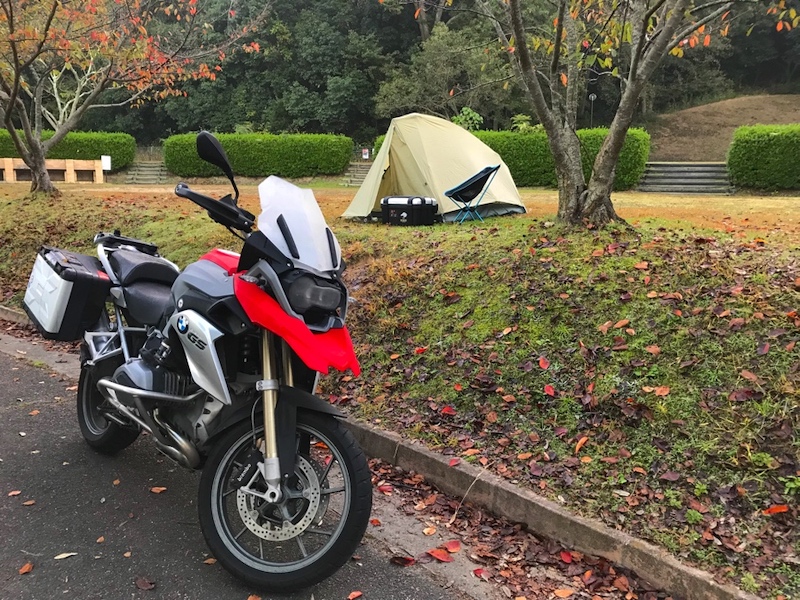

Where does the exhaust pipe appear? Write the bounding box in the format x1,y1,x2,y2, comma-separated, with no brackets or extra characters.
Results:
97,379,201,469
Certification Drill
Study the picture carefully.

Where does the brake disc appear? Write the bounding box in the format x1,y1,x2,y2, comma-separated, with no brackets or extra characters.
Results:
236,455,321,541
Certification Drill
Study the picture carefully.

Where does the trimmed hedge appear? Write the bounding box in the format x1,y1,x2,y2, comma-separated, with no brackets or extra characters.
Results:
727,125,800,190
0,130,135,172
474,128,650,190
374,128,649,190
164,133,353,178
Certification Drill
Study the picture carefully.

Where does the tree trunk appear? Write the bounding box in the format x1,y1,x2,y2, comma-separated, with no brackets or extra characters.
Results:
27,143,59,195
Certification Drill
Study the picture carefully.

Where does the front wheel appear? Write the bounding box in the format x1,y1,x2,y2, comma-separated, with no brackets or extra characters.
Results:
198,411,372,592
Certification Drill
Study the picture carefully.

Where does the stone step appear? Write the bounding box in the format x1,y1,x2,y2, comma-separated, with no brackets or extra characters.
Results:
638,161,732,195
643,176,730,185
637,185,733,194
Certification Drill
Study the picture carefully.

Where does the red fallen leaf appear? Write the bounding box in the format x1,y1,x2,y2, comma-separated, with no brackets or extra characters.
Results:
757,342,770,355
414,346,427,354
544,384,556,397
643,275,651,285
574,436,589,454
370,518,382,526
763,504,789,515
644,345,661,355
348,592,363,600
591,248,604,257
740,370,758,382
787,341,797,351
377,484,393,495
442,540,461,553
660,471,680,481
613,319,630,329
448,458,461,467
560,550,573,563
654,386,670,396
390,556,416,567
453,383,463,391
538,356,550,369
19,562,33,575
473,567,489,579
135,577,156,591
441,405,457,416
427,548,454,562
633,261,649,270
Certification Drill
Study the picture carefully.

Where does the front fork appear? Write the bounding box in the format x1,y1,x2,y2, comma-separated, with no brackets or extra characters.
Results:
257,330,284,502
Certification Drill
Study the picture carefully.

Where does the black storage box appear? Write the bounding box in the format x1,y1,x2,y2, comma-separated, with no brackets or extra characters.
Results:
380,196,438,226
23,246,112,341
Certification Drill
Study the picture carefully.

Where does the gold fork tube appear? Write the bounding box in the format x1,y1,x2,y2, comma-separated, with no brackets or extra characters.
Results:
261,331,279,459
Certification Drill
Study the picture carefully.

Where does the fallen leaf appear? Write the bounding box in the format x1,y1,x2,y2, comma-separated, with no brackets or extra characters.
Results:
660,471,680,482
574,436,589,454
448,458,461,467
598,321,613,334
644,345,661,355
247,596,261,600
390,556,416,567
538,356,550,369
757,342,770,355
442,540,461,553
123,551,132,558
414,346,427,354
370,518,382,526
613,319,630,329
440,405,456,416
389,353,400,360
149,486,167,494
554,590,574,598
8,490,21,497
763,504,789,515
560,550,573,563
634,261,649,270
486,411,498,423
423,526,437,536
453,383,463,392
347,592,363,600
203,557,217,564
135,577,155,591
18,562,33,575
518,452,533,460
54,552,77,560
96,536,105,543
22,499,35,506
473,568,489,579
28,409,39,416
377,484,393,495
654,386,670,396
427,548,454,562
740,370,758,382
544,384,555,397
113,479,120,486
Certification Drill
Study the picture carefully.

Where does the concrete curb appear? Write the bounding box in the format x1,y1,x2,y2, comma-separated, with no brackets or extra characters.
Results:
0,303,761,600
344,420,761,600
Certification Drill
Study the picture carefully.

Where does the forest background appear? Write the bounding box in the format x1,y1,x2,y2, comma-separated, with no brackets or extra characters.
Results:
77,0,800,148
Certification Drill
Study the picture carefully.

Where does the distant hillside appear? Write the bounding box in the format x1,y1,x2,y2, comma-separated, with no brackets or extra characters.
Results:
647,95,800,161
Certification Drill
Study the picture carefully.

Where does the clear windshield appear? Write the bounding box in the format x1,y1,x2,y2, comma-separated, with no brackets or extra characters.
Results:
256,176,341,275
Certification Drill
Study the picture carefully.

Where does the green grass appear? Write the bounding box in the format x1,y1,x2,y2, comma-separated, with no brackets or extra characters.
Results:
0,191,797,598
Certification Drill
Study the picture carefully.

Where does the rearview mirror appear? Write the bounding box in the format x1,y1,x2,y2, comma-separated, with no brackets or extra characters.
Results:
196,131,239,201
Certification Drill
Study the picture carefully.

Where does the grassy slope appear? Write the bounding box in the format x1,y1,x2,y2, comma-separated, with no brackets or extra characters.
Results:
0,187,798,596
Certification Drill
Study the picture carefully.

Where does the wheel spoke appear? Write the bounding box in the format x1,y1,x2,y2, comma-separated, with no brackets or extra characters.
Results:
320,485,345,496
259,538,264,560
318,456,335,486
295,533,309,557
306,528,333,537
234,525,248,540
223,488,237,498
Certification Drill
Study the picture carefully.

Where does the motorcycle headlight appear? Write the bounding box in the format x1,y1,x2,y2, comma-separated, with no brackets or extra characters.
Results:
286,275,342,316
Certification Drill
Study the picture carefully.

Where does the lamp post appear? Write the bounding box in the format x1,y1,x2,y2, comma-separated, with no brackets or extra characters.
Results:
588,93,597,128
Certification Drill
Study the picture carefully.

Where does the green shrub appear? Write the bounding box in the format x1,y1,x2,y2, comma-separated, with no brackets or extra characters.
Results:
163,133,353,178
727,125,800,190
374,134,386,155
0,130,135,171
474,128,650,190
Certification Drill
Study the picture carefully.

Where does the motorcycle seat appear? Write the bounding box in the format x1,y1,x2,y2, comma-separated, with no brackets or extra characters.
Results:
109,249,179,287
123,281,173,327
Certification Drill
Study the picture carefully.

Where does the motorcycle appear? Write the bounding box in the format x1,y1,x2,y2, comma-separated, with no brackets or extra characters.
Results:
22,132,372,591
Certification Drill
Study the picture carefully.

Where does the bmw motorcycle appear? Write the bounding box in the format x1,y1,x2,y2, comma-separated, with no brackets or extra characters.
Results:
23,132,372,591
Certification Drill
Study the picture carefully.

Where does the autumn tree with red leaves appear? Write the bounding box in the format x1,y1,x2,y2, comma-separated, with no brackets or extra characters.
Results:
467,0,800,227
0,0,269,194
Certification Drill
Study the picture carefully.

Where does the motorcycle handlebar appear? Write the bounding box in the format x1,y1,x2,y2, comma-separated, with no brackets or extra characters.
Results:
175,183,254,233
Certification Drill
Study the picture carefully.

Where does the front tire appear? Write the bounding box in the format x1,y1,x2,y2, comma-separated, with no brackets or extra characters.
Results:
198,411,372,592
76,363,140,454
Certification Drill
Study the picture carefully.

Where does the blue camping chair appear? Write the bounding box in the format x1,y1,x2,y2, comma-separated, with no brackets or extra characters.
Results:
444,165,501,223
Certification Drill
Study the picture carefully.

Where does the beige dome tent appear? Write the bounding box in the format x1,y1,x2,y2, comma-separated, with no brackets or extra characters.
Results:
342,113,525,222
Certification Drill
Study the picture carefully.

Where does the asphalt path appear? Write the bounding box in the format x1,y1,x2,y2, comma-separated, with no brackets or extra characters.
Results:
0,352,485,600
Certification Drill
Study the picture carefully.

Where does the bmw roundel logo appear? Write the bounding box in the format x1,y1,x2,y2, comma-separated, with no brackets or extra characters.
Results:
177,315,189,334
